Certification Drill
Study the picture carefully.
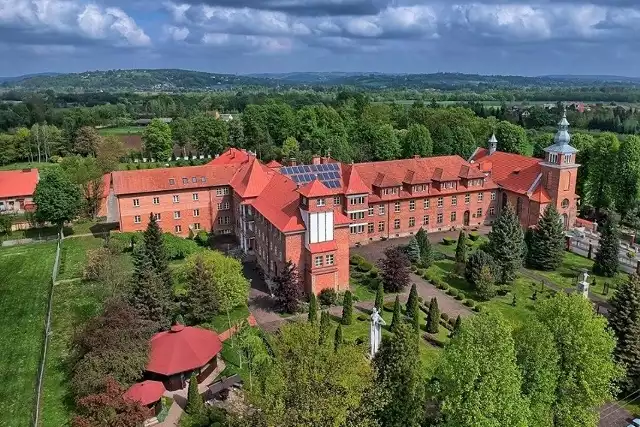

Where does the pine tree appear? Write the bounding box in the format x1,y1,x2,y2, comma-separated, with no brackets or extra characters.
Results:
184,255,218,325
143,214,172,285
406,283,418,319
476,265,497,301
594,213,620,277
374,281,384,310
185,373,204,415
378,246,411,293
465,250,497,300
391,295,401,332
529,204,566,271
455,230,468,264
319,311,331,345
130,247,171,327
334,324,343,352
274,261,303,313
609,274,640,393
406,237,421,264
487,204,526,284
308,292,318,324
426,297,440,334
341,290,353,325
415,227,434,268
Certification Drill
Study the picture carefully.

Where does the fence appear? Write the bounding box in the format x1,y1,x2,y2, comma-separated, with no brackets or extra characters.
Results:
32,231,63,427
567,237,638,275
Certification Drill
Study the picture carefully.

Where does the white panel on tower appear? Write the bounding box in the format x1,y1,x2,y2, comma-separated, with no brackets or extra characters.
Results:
309,213,318,243
318,212,326,242
326,211,334,241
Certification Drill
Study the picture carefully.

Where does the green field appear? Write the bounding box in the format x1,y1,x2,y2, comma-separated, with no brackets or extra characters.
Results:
0,161,59,171
0,242,56,427
97,126,144,136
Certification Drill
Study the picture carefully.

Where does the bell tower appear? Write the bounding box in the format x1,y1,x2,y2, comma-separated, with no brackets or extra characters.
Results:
540,110,579,229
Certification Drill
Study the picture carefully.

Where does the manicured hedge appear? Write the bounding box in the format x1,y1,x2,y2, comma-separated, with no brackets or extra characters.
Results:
443,237,456,245
469,231,480,241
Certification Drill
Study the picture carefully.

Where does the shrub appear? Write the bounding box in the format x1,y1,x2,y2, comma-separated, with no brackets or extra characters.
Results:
447,288,458,297
83,248,111,281
433,252,447,261
468,231,480,241
411,265,418,272
425,335,446,348
455,294,464,301
383,301,395,312
448,317,457,327
163,233,200,260
443,237,456,245
416,268,424,276
350,255,365,265
440,319,454,331
194,231,209,247
465,240,474,247
418,296,423,303
351,271,363,279
318,288,338,306
423,272,431,280
357,314,368,321
440,312,449,321
457,292,466,300
357,261,373,272
473,305,482,312
368,269,379,278
463,299,475,307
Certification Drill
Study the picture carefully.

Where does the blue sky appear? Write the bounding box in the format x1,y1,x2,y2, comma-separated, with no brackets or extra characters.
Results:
2,0,640,76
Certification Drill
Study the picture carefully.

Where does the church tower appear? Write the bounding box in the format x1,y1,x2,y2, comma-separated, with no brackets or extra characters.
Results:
540,111,579,229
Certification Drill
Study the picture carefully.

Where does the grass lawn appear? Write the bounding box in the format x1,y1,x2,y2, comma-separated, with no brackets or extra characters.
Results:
207,305,250,333
0,161,59,171
0,242,56,426
97,126,144,136
435,235,487,258
57,236,107,281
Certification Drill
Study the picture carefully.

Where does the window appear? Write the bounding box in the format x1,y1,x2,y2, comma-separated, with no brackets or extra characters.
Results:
350,225,365,234
378,204,385,215
174,211,181,219
193,209,200,217
153,213,162,221
368,223,374,233
409,200,415,211
451,196,457,206
564,154,572,164
192,177,197,183
217,202,230,210
451,212,457,222
175,225,182,233
216,187,230,196
561,198,570,209
301,197,308,205
443,181,455,189
153,197,160,205
476,208,483,217
437,197,443,208
134,215,141,224
478,192,484,202
394,202,401,213
218,216,231,225
201,177,207,183
169,178,175,185
516,198,523,215
413,184,427,192
173,195,179,203
437,213,443,224
564,172,571,191
423,215,429,225
465,193,470,204
350,196,365,205
489,207,496,216
315,256,323,267
491,191,496,201
182,177,188,184
382,187,398,195
549,153,558,163
350,212,365,221
394,219,401,229
326,254,334,265
424,199,430,209
368,207,374,216
194,223,201,230
334,196,341,205
409,217,415,227
133,198,140,207
317,198,326,207
378,222,385,232
192,193,199,201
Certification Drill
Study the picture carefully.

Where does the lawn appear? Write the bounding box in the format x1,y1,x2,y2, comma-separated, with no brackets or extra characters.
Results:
0,161,59,171
208,305,250,333
435,235,487,258
0,242,56,427
97,126,144,136
57,236,108,281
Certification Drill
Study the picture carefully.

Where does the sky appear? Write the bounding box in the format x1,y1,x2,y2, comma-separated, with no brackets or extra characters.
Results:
2,0,640,76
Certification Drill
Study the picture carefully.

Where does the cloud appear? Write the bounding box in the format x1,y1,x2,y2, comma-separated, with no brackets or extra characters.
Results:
172,0,390,17
201,32,294,53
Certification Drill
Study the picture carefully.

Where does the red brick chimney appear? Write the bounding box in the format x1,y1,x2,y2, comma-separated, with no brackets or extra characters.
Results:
312,155,321,165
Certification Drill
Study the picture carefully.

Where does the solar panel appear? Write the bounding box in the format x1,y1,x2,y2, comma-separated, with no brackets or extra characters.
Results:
329,163,339,171
292,175,300,183
303,165,311,173
309,164,319,172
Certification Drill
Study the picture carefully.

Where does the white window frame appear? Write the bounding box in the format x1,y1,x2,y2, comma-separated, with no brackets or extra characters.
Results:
133,198,140,207
134,215,141,224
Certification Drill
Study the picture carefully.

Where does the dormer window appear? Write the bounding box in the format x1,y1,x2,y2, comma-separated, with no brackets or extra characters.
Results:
549,153,558,163
443,181,455,189
317,198,325,207
382,187,398,195
169,178,175,185
413,184,427,192
301,197,308,205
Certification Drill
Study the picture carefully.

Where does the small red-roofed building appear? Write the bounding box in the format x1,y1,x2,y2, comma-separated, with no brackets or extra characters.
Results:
0,169,39,213
124,380,166,416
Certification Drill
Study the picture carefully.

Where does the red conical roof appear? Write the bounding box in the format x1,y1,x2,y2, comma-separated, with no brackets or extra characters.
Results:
124,380,166,406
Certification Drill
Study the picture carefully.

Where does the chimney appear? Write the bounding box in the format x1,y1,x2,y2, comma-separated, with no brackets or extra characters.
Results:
312,155,321,165
290,158,297,166
414,155,420,159
488,134,498,155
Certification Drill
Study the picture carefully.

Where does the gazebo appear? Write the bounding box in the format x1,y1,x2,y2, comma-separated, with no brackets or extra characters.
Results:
124,380,166,416
146,324,223,391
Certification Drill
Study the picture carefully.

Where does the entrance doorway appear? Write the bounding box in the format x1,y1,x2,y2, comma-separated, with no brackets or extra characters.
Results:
463,210,470,226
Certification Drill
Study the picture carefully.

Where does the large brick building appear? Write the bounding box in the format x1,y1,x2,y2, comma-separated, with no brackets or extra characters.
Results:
109,114,579,294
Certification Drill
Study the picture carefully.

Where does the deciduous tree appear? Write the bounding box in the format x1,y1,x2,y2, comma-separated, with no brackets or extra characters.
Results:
496,120,529,155
402,123,433,158
33,168,82,228
615,136,640,216
73,126,100,156
378,246,411,293
191,115,228,156
95,136,126,173
142,118,173,161
273,260,303,314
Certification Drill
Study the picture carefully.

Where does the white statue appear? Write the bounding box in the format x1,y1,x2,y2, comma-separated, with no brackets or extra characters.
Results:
577,269,590,298
370,307,386,359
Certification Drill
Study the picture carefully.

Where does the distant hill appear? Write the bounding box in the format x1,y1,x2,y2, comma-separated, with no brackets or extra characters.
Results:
3,69,640,92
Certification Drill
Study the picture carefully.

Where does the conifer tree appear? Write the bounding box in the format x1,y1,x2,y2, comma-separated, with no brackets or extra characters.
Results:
415,227,434,268
452,315,462,337
374,281,384,310
130,246,171,327
185,373,204,415
308,292,318,324
406,237,421,264
609,274,640,393
412,302,421,333
143,214,172,285
406,283,418,319
391,295,401,332
455,230,468,264
334,324,343,352
487,204,526,284
529,204,566,271
426,297,440,334
319,311,331,345
594,213,620,277
184,255,218,325
342,290,353,325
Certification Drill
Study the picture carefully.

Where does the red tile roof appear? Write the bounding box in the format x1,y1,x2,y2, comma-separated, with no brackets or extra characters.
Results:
111,164,239,196
266,160,282,168
342,164,370,194
146,324,223,376
124,380,166,406
297,179,334,198
471,149,541,195
208,148,253,165
230,158,274,198
0,169,39,199
531,186,552,204
309,241,337,253
251,175,306,233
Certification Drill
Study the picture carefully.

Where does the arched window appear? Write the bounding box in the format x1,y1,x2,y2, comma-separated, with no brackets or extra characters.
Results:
561,198,569,209
516,197,523,215
564,172,571,191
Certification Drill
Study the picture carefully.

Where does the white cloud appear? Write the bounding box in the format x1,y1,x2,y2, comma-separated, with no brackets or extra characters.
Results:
163,24,189,41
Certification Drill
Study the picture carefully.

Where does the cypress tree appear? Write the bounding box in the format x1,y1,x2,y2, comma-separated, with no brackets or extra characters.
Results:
455,230,468,264
391,295,401,332
426,297,440,334
319,311,331,345
487,204,526,284
609,274,640,393
452,315,462,337
308,292,318,324
406,283,418,318
529,204,566,271
374,281,384,310
341,290,353,325
412,302,421,333
334,323,343,352
594,213,620,277
406,237,421,264
185,373,204,415
415,227,434,268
